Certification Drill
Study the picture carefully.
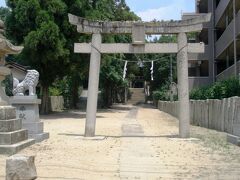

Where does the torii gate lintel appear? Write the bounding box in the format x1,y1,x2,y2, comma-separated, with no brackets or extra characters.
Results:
69,13,211,138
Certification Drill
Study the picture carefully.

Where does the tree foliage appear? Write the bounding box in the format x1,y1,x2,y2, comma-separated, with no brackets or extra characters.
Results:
6,0,72,113
190,77,240,100
5,0,139,111
0,7,10,22
136,35,178,98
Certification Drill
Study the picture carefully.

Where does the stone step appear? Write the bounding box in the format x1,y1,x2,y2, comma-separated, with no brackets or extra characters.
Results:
0,139,35,155
0,106,16,120
127,101,145,104
128,88,145,105
29,132,49,143
130,93,144,95
130,97,145,99
23,122,44,134
0,119,22,132
129,97,145,100
128,99,145,101
128,101,145,103
0,129,28,145
128,99,144,102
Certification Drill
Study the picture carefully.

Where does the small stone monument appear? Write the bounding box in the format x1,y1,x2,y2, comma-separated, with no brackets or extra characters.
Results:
10,70,49,142
6,155,37,180
0,20,35,155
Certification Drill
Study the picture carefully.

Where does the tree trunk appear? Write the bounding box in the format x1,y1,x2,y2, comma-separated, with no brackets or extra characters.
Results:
40,85,49,115
70,80,79,109
72,85,79,109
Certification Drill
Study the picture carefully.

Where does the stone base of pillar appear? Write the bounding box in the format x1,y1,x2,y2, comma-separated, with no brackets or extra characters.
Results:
0,106,35,155
227,134,240,146
29,132,49,143
22,122,49,142
0,139,35,155
10,96,49,143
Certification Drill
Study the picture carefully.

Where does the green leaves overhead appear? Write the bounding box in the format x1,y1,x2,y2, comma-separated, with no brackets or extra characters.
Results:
0,7,10,22
35,10,52,26
43,0,67,15
5,0,140,109
14,0,40,30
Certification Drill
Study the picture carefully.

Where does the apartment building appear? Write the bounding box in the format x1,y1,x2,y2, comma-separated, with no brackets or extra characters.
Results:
183,0,240,90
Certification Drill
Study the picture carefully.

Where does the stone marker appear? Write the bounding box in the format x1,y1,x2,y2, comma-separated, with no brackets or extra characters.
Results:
6,155,37,180
10,96,49,143
11,70,49,143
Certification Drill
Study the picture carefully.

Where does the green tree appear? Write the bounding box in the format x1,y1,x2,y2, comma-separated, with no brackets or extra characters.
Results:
6,0,69,114
5,0,140,111
139,35,178,97
0,7,10,22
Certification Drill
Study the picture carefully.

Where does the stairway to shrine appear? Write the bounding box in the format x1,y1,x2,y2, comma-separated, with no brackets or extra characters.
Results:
128,88,145,105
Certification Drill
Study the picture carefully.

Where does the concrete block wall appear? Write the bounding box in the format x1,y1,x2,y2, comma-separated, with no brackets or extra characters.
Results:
48,96,64,112
158,97,240,136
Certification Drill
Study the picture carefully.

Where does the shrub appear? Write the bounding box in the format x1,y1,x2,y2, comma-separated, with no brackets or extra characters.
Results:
152,84,170,101
190,77,240,100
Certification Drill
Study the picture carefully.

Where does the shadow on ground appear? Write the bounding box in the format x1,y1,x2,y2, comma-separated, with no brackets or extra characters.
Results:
58,133,179,139
40,103,155,120
40,111,105,120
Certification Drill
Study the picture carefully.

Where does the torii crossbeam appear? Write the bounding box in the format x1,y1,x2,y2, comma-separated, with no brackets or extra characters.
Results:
69,13,211,138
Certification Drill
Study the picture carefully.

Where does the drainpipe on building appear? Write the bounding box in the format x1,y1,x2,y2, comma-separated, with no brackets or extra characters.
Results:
212,0,216,82
170,54,173,102
233,0,237,76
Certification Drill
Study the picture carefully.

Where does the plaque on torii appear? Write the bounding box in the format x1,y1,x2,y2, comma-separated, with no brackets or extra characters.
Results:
69,13,211,138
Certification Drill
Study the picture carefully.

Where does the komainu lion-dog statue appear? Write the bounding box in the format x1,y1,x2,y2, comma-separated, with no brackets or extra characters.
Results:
13,70,39,96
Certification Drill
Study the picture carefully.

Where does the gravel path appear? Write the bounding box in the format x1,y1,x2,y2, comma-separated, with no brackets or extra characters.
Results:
0,105,240,179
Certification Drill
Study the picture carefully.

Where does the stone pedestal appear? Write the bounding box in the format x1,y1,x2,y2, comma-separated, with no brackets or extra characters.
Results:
6,155,37,180
0,106,35,155
10,96,49,143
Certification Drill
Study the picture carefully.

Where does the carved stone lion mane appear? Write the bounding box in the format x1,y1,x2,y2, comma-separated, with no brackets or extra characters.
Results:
13,70,39,96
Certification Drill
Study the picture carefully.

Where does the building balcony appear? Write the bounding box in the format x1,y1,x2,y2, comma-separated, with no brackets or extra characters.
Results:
182,13,210,28
215,10,240,58
216,60,240,81
215,0,231,26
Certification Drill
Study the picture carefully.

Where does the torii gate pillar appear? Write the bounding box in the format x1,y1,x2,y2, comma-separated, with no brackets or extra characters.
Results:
85,33,102,137
177,32,190,138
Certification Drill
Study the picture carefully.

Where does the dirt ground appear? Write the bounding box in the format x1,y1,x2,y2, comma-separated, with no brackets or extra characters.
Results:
1,104,240,179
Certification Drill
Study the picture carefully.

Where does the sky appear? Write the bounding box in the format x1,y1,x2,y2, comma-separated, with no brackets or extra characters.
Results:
0,0,5,7
125,0,195,21
0,0,195,21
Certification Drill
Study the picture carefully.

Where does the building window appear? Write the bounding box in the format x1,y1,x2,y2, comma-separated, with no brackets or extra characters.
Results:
216,0,221,8
188,61,209,77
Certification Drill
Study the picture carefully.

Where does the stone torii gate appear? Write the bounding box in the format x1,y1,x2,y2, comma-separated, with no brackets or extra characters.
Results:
69,13,211,138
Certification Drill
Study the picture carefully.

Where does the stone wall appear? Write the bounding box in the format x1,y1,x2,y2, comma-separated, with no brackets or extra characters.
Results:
48,96,64,112
157,97,240,137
